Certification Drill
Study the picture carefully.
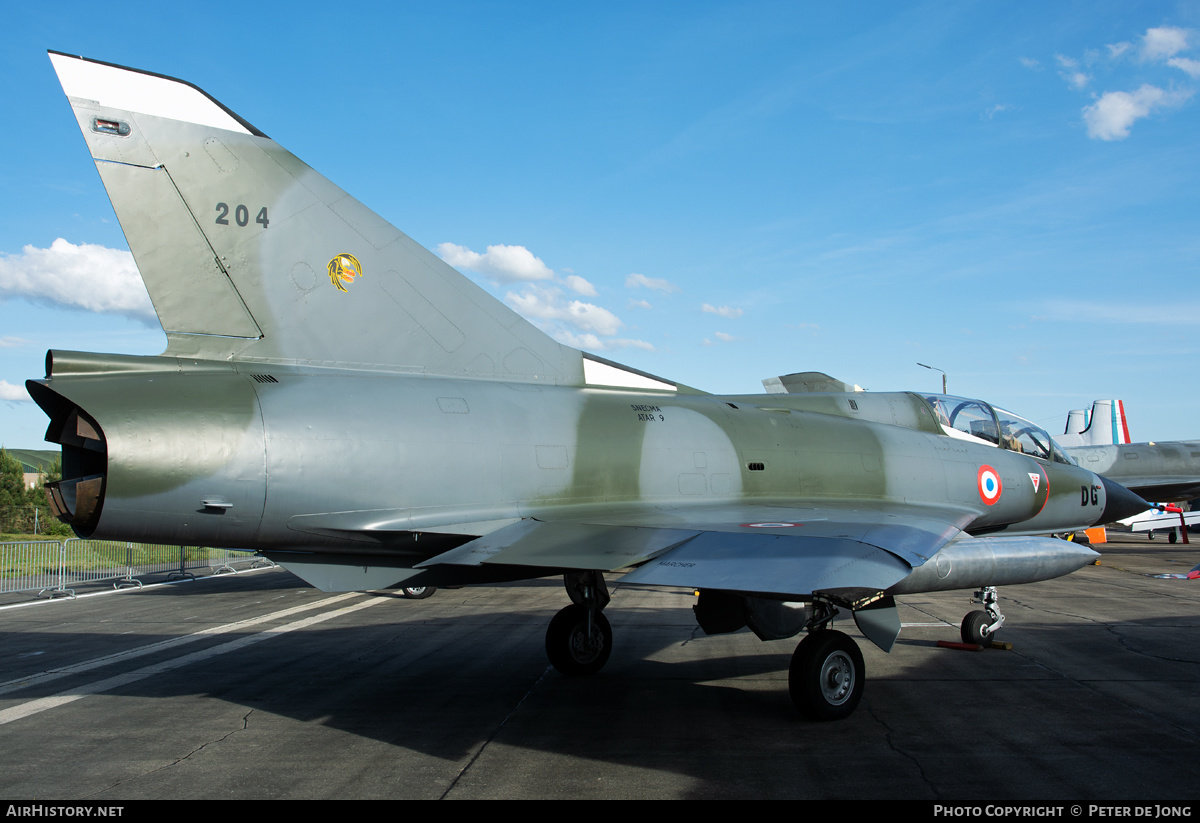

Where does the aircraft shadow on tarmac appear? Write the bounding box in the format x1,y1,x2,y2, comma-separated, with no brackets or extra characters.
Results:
5,566,1200,799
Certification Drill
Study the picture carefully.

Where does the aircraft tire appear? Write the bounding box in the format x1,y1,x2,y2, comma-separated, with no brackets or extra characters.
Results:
961,610,991,646
546,604,612,676
1169,530,1178,544
402,586,437,599
789,630,864,721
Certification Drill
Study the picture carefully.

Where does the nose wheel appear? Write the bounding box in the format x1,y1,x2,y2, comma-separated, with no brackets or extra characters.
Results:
961,610,992,645
961,586,1004,645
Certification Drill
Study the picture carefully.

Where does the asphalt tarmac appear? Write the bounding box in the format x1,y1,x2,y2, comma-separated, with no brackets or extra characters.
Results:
1,532,1197,801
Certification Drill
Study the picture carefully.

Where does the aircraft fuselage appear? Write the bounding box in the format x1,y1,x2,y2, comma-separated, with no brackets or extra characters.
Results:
32,352,1119,562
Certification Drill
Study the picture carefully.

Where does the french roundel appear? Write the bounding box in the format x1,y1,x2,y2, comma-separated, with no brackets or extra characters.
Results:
977,465,1003,506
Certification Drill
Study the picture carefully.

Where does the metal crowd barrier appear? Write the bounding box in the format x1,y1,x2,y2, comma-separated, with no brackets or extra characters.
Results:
0,540,273,599
0,541,63,598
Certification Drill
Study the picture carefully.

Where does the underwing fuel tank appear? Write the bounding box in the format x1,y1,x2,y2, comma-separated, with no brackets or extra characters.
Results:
27,351,267,547
888,533,1101,595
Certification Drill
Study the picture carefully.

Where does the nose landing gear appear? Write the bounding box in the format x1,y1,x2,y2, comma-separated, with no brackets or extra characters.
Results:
960,586,1004,646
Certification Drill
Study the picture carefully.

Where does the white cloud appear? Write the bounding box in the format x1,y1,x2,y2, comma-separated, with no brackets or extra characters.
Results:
1056,56,1090,90
0,239,155,322
436,242,555,283
1107,41,1132,59
563,301,623,336
701,303,744,318
503,282,658,352
704,331,741,345
1168,56,1200,78
628,298,652,309
553,331,605,350
0,337,30,348
506,284,624,337
1142,27,1191,61
556,332,654,352
1066,71,1090,90
437,240,654,351
0,380,30,402
1019,57,1041,70
1083,84,1194,140
552,332,654,352
610,338,655,351
625,273,679,293
564,274,597,296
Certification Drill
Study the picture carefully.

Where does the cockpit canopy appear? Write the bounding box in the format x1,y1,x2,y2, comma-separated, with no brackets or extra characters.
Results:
923,394,1073,465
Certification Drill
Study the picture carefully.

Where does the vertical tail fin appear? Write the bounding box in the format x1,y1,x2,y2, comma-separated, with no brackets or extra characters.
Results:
1064,408,1089,437
49,51,583,384
1058,399,1131,447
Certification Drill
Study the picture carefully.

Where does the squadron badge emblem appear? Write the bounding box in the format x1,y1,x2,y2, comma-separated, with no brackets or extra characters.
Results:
327,253,363,292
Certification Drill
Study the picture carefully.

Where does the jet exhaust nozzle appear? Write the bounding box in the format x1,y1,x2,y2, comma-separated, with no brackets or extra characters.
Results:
25,380,108,535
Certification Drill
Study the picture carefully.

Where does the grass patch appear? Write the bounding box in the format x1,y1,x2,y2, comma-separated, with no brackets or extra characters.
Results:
0,538,229,579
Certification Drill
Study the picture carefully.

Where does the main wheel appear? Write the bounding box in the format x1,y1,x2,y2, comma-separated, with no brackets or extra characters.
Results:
545,604,612,676
789,630,864,721
961,610,992,645
402,586,436,599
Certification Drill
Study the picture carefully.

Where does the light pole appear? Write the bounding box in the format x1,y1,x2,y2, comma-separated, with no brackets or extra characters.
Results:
917,363,947,394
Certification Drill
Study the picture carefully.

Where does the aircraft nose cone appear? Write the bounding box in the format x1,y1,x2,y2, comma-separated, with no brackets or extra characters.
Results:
1098,475,1150,524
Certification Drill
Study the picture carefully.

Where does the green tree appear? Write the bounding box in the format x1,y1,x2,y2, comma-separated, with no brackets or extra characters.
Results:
0,447,32,534
29,456,71,537
0,449,71,537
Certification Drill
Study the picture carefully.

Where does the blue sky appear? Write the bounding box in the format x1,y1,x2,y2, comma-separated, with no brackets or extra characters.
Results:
2,1,1199,448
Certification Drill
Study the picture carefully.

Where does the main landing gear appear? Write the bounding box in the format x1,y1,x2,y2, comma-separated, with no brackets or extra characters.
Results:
787,599,865,721
541,574,871,721
789,629,864,721
545,570,613,676
960,586,1004,646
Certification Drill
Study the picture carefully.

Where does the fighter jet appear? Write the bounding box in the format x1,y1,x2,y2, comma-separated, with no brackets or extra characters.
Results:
1055,400,1200,503
1057,399,1131,449
30,53,1147,720
1066,441,1200,504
